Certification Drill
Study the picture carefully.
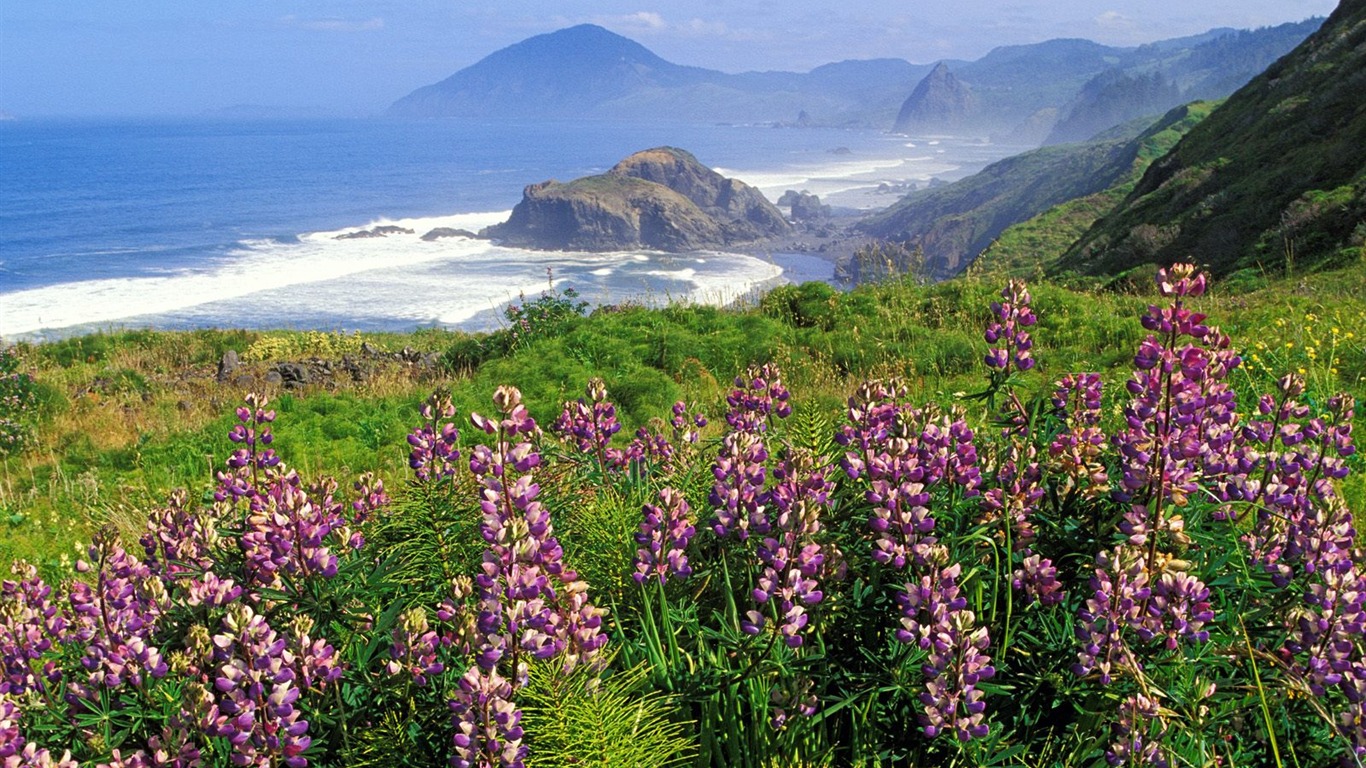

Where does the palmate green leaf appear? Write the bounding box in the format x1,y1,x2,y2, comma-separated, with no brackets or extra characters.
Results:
519,658,697,768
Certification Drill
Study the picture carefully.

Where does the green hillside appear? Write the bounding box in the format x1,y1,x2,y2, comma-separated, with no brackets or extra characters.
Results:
1057,0,1366,283
974,101,1217,279
860,102,1212,279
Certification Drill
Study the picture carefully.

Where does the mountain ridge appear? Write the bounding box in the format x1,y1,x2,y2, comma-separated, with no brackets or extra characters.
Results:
859,102,1213,279
388,20,1319,134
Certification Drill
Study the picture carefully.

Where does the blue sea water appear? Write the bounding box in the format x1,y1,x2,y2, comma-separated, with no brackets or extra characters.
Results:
0,118,1021,339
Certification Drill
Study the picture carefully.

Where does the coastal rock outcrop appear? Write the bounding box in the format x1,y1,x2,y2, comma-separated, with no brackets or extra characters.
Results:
336,225,414,240
892,62,979,135
482,147,789,252
788,192,831,221
420,227,479,241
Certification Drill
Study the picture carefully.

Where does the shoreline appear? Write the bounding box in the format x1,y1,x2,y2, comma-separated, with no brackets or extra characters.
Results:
4,120,1006,341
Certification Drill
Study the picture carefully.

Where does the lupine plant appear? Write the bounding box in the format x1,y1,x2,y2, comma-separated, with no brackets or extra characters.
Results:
0,264,1362,766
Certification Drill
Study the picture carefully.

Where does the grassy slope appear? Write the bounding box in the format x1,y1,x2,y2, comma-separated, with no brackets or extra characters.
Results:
1057,1,1366,281
5,266,1364,568
973,101,1217,280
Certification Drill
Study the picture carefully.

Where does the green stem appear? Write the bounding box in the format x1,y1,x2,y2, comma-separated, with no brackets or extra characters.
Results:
1241,618,1283,768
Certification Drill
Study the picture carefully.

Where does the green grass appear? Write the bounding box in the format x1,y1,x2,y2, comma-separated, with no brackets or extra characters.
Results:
5,264,1364,569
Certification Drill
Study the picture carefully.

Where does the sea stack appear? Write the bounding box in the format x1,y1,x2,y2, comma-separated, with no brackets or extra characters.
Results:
482,147,790,252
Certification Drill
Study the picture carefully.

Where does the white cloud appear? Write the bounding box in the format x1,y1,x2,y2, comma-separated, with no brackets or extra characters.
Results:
588,11,741,40
627,12,666,30
280,16,385,33
1094,10,1136,30
590,11,667,34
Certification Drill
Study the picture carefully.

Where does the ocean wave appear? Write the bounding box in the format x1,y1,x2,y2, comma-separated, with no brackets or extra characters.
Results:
0,211,788,338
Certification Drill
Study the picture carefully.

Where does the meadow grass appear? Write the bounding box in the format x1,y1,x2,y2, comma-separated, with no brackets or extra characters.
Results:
3,267,1364,570
3,264,1366,766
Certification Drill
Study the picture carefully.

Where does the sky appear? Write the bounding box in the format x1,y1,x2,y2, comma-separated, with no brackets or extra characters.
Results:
0,0,1340,117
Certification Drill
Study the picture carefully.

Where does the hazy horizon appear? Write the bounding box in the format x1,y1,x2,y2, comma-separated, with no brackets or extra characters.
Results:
0,0,1340,118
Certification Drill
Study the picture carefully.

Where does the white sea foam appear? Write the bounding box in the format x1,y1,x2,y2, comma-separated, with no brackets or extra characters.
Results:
1,212,507,336
715,150,969,210
0,210,789,338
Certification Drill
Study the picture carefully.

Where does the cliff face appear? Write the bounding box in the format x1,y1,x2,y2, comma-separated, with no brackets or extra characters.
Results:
892,62,978,134
482,147,789,252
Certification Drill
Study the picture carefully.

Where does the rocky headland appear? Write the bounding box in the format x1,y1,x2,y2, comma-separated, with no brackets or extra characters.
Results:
481,147,790,252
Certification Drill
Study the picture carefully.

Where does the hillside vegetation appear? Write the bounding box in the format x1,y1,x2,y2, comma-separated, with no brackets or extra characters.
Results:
1057,0,1366,283
860,102,1213,279
974,102,1218,279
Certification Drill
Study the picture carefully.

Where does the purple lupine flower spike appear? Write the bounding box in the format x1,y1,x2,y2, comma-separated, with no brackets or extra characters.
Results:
634,488,696,586
725,363,791,434
896,564,995,741
554,377,629,473
408,390,460,482
984,280,1037,374
0,563,67,697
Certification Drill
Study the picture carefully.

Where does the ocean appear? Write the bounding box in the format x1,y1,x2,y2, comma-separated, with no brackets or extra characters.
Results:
0,118,1022,340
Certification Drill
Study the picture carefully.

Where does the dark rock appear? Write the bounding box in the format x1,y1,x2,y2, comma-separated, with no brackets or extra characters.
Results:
789,192,831,221
777,190,804,207
264,370,284,386
216,350,240,382
420,227,479,242
340,356,368,382
275,363,309,386
360,341,381,356
336,225,416,240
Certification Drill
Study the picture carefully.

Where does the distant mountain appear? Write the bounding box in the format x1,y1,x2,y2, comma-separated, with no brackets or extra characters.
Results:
892,63,979,134
955,38,1124,133
390,19,1321,137
1044,71,1181,145
1056,3,1366,282
1040,18,1322,145
390,25,707,119
481,147,789,252
887,19,1319,140
859,103,1212,279
388,24,931,126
